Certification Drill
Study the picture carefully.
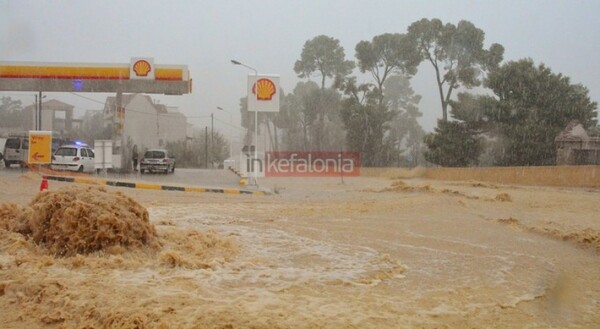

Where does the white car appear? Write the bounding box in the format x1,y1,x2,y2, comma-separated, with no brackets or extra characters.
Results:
51,144,95,173
140,149,175,174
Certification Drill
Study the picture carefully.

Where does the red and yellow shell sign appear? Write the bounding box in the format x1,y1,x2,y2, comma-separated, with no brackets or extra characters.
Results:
252,78,277,100
247,75,280,113
132,60,152,77
130,57,154,80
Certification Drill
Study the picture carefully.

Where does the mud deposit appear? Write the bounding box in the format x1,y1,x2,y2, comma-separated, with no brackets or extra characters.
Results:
0,175,599,328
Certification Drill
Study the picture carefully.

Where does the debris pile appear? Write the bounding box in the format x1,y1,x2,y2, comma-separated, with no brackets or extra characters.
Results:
0,186,158,256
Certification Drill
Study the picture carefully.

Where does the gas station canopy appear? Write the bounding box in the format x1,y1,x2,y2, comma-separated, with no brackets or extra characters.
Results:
0,58,191,95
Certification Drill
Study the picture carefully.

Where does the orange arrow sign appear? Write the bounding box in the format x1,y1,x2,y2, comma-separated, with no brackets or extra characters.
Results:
32,152,45,161
28,131,52,164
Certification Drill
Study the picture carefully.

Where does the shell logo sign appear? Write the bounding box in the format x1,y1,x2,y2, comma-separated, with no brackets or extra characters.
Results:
247,75,280,112
130,57,155,80
253,78,276,100
132,60,152,77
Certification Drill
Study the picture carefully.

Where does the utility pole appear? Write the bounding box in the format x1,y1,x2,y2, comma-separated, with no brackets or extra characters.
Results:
34,94,38,130
38,91,42,130
211,112,214,167
205,126,208,168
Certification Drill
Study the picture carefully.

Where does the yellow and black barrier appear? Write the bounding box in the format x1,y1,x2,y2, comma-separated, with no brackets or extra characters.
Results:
43,175,269,196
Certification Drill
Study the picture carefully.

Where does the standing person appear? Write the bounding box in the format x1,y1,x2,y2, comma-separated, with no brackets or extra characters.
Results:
132,145,138,171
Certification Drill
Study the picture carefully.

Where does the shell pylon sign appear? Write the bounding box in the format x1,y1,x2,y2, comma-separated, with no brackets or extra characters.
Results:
247,74,280,112
0,58,191,95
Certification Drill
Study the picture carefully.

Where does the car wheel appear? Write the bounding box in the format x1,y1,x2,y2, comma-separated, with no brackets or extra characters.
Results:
4,160,10,167
78,165,84,172
171,165,175,173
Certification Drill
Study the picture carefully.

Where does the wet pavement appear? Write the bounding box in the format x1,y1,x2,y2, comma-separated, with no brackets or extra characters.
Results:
0,166,245,190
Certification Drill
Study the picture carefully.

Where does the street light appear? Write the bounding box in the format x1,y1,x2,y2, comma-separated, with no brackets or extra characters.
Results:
217,106,233,123
231,59,259,187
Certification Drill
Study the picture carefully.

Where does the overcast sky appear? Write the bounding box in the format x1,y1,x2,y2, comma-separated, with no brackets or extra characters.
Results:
2,0,599,137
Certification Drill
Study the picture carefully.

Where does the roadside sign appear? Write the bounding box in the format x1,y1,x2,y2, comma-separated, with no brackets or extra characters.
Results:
28,131,52,164
247,74,280,112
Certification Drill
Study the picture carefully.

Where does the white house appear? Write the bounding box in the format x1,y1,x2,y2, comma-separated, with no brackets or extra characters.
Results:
103,93,188,170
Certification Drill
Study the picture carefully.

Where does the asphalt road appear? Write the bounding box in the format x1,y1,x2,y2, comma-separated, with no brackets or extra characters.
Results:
0,166,244,190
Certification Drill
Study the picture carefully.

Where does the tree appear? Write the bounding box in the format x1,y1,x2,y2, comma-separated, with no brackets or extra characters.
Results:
277,81,344,151
294,35,351,151
338,77,396,166
383,75,425,166
424,120,481,167
337,32,423,167
407,18,504,121
0,97,23,128
166,129,229,168
434,59,598,166
355,33,420,104
294,35,354,89
73,111,113,144
484,59,597,165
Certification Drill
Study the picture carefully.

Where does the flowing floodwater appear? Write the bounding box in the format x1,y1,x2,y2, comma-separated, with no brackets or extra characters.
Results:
0,175,598,328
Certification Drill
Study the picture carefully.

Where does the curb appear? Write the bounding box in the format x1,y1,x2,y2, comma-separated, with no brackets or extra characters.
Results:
228,167,249,186
42,175,269,196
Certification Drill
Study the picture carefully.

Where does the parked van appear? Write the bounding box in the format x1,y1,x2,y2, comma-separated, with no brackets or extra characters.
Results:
0,138,6,162
3,135,29,167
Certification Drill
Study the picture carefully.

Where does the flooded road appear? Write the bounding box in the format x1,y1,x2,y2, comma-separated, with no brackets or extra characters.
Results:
0,173,598,328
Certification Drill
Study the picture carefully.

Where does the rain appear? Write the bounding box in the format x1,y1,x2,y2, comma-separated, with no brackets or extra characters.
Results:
1,1,599,328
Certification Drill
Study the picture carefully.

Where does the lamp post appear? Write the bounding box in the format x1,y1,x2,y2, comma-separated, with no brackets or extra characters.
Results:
231,59,259,187
217,106,233,123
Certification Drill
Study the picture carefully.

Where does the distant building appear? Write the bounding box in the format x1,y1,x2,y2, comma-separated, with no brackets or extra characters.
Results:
21,99,74,136
555,121,600,165
103,93,188,170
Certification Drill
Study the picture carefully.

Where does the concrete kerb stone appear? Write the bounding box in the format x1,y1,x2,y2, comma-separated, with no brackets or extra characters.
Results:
42,175,269,196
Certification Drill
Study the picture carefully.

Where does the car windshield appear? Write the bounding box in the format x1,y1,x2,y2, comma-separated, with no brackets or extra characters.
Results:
144,151,165,159
55,147,77,156
5,138,20,148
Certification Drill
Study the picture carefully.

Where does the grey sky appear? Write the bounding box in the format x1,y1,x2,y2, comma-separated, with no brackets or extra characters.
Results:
1,0,599,137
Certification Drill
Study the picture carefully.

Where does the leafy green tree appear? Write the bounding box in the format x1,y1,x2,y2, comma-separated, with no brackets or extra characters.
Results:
407,18,504,121
294,35,351,151
337,32,423,166
383,75,425,166
436,59,598,166
485,59,597,165
73,111,113,144
338,77,396,166
355,33,420,104
424,120,481,167
277,81,344,151
294,35,355,89
0,97,23,128
166,129,229,168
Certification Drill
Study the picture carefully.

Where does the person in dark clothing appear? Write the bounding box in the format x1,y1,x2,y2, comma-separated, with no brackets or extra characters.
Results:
132,145,139,171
